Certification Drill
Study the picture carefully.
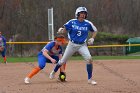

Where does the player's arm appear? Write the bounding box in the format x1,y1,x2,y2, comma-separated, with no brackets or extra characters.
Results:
42,49,56,64
91,31,97,39
57,20,73,34
88,22,98,45
88,31,97,45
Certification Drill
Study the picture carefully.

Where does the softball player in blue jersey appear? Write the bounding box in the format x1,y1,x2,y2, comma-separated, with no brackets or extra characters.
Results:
24,35,66,84
0,31,7,64
49,7,98,85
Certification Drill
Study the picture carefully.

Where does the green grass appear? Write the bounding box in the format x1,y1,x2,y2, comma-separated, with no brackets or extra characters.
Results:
1,56,140,63
0,57,37,63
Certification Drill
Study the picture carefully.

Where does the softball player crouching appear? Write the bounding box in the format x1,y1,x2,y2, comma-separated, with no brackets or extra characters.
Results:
24,35,67,84
49,7,98,85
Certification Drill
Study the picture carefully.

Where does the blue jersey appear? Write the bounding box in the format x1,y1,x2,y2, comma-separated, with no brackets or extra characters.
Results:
41,41,62,56
0,36,6,47
64,19,97,44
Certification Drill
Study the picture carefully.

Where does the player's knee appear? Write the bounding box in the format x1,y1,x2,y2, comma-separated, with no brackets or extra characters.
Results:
58,60,66,65
86,57,93,64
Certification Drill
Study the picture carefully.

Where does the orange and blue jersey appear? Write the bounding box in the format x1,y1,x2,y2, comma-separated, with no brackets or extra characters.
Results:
0,35,6,57
37,41,63,69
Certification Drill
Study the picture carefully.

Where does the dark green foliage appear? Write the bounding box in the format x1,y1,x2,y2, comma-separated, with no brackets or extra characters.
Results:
95,32,131,44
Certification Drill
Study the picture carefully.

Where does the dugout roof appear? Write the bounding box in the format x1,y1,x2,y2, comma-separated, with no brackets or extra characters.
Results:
126,37,140,43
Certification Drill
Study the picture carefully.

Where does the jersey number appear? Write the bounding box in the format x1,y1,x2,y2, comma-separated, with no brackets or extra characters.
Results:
77,31,81,36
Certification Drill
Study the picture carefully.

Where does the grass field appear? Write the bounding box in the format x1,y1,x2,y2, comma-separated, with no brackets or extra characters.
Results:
0,56,140,63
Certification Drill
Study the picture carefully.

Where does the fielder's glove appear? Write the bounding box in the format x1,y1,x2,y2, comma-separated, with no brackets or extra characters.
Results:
59,72,66,82
88,38,94,45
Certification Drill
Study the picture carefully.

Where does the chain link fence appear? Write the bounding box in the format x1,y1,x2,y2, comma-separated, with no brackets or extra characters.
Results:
6,42,132,57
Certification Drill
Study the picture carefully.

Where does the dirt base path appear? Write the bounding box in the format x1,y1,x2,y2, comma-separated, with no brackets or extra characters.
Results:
0,60,140,93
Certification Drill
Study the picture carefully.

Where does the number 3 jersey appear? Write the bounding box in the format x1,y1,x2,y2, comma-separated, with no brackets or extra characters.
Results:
64,19,97,43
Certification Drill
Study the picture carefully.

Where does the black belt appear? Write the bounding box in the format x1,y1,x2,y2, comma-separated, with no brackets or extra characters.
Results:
71,40,85,44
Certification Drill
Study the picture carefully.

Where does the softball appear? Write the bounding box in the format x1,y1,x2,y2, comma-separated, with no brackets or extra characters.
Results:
60,75,65,80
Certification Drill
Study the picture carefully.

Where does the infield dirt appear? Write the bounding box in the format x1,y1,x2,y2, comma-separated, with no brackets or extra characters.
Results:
0,60,140,93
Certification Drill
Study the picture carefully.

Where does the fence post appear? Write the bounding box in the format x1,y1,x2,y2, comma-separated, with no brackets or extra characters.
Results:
21,44,23,57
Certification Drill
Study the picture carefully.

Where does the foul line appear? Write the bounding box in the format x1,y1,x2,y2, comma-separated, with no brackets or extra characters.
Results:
94,60,137,87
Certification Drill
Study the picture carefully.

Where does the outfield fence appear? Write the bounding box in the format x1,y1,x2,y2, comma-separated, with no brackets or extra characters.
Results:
6,42,140,57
